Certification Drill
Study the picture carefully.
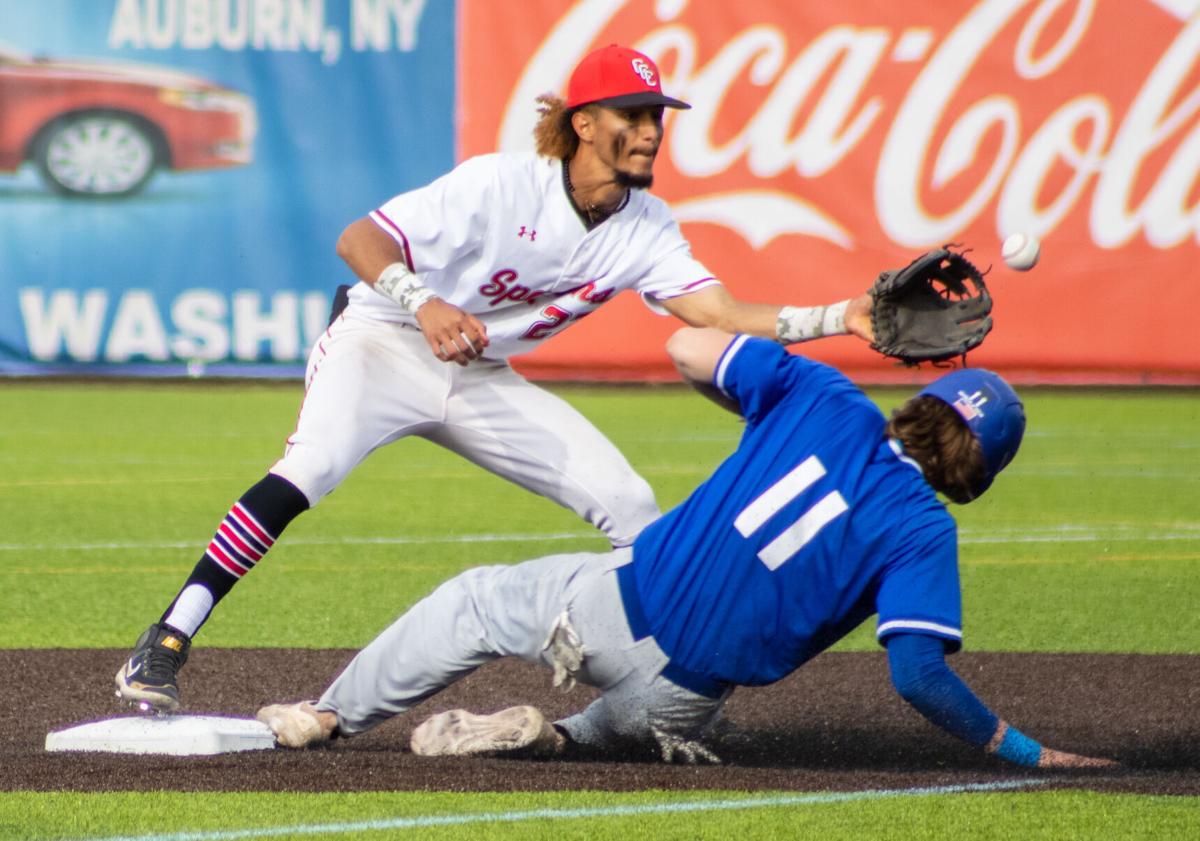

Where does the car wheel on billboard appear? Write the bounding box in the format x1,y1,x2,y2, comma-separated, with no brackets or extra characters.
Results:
34,112,161,197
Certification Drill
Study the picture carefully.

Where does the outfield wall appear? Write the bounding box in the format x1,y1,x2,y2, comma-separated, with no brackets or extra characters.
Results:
2,1,1198,383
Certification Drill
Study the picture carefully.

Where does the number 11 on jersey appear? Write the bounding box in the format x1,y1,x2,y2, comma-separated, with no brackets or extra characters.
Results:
733,455,848,570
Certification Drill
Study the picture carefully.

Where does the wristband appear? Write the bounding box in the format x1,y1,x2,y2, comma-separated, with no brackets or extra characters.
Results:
993,726,1042,767
777,300,850,344
375,262,437,314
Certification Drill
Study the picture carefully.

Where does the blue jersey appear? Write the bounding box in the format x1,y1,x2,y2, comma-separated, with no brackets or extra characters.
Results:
629,336,961,688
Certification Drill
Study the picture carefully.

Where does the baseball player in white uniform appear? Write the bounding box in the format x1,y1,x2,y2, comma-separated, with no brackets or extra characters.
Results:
116,43,877,712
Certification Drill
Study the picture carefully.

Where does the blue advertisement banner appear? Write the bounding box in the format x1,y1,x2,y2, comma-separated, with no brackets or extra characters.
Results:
0,0,453,376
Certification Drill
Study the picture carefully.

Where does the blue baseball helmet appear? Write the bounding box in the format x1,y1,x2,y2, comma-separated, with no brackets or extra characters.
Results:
918,368,1025,496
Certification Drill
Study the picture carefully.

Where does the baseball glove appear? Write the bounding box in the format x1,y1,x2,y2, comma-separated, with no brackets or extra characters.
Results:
869,247,993,365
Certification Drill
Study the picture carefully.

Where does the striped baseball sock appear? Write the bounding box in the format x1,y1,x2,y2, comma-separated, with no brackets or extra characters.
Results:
161,473,309,637
204,500,278,578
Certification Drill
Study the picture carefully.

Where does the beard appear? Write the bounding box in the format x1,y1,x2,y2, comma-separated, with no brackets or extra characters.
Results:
614,168,654,189
610,133,654,189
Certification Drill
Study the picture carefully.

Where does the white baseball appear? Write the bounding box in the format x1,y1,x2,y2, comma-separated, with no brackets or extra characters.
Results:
1001,233,1040,271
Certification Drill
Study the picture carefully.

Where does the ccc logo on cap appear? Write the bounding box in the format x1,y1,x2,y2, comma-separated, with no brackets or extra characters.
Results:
631,57,656,86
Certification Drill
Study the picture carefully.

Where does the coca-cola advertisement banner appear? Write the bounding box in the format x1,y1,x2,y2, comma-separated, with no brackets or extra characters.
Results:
461,0,1200,383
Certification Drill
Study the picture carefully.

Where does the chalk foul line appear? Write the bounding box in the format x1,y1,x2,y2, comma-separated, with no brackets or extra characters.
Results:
70,778,1048,841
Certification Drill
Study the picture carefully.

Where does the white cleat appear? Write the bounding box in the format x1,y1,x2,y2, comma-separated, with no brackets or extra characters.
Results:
410,705,565,757
256,701,333,748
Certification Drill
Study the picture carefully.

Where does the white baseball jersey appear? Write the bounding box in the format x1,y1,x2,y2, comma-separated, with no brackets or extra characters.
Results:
347,151,720,359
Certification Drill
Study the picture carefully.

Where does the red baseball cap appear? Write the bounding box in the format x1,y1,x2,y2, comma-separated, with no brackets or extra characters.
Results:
565,44,690,111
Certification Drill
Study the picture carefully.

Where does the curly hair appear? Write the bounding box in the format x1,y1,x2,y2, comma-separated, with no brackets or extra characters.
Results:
533,94,580,159
885,396,987,504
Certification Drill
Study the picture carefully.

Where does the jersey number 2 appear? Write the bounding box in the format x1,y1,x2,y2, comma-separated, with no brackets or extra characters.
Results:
523,305,573,340
733,455,848,571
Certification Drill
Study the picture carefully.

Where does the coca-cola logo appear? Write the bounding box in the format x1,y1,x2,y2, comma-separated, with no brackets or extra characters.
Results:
498,0,1200,253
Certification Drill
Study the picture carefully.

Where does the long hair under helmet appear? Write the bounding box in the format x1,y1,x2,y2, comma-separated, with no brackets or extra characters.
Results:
917,368,1025,497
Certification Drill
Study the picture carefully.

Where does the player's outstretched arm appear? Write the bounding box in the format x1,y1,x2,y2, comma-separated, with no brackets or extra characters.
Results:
987,721,1117,769
886,633,1117,769
659,285,875,345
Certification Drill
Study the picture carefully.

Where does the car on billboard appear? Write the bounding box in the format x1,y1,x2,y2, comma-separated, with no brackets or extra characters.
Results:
0,43,256,197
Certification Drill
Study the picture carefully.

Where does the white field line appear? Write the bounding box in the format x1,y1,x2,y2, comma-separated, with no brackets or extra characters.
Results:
68,778,1048,841
1005,468,1198,479
3,465,1194,488
2,525,1199,554
959,523,1200,545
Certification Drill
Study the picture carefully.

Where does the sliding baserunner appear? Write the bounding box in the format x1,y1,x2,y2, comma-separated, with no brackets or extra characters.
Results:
258,328,1112,771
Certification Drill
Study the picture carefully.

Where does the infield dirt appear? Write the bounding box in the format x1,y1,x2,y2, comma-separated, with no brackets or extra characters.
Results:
6,649,1198,795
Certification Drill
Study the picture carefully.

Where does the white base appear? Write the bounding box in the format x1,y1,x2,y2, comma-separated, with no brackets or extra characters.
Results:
45,715,276,756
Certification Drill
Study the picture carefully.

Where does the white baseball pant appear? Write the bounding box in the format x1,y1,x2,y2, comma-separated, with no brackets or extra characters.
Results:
316,548,728,749
268,308,660,547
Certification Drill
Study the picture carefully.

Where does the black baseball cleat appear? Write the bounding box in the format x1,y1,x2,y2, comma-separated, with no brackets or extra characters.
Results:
114,623,191,713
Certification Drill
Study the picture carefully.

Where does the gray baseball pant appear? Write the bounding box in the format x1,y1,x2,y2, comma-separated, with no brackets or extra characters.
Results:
316,547,727,750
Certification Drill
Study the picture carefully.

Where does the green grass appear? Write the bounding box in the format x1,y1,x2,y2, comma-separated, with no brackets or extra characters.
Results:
1,381,1197,840
5,789,1200,841
1,382,1196,650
